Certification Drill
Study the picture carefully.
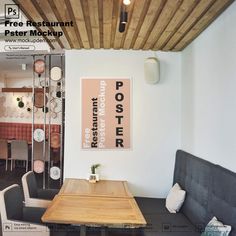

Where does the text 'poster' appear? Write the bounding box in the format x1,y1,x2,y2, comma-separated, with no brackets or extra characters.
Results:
81,78,131,149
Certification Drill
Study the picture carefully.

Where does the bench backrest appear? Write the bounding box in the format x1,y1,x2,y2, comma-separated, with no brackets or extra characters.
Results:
174,150,236,235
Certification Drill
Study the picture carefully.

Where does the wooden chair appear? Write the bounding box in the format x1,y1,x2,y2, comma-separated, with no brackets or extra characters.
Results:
22,171,59,208
0,139,8,171
0,184,50,236
10,140,28,172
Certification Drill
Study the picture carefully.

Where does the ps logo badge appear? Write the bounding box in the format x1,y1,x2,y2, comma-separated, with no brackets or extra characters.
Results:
3,223,12,231
5,4,20,19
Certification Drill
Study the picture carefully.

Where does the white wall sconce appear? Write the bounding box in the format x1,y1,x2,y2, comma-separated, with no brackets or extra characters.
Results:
144,57,160,84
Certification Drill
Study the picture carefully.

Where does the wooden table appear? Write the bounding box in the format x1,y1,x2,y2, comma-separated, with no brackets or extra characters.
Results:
59,178,133,198
42,179,146,236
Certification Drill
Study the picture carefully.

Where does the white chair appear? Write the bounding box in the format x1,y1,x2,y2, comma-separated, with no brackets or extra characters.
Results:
22,171,59,208
10,140,28,172
0,184,50,236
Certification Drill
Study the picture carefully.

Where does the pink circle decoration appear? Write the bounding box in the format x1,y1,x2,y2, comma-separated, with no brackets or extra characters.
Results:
34,59,45,76
33,160,44,173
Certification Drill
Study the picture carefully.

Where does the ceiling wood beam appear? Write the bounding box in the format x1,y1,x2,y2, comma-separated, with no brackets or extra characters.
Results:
51,0,81,48
87,0,100,49
47,0,74,48
103,0,113,49
162,0,216,51
13,0,234,51
143,0,183,50
113,0,135,49
129,0,152,49
65,0,84,48
133,0,164,50
173,0,235,51
14,0,60,50
110,0,121,48
33,0,70,49
122,0,146,49
98,0,104,48
114,0,128,49
80,0,94,48
153,0,200,50
119,0,135,49
67,0,90,48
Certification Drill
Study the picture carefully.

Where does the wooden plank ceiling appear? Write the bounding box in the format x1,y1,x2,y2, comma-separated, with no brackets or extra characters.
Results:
14,0,234,51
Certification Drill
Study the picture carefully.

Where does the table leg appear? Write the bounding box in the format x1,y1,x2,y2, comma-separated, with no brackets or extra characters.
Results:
132,228,143,236
101,227,107,236
80,225,86,236
131,229,137,236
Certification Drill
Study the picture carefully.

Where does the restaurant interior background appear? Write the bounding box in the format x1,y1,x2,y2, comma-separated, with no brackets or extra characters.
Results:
0,0,235,199
0,0,235,235
0,52,65,190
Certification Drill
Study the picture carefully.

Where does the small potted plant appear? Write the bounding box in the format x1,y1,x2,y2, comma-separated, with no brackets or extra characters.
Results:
89,164,100,183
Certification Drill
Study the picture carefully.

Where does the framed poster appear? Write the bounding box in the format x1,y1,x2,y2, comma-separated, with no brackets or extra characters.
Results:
81,78,131,149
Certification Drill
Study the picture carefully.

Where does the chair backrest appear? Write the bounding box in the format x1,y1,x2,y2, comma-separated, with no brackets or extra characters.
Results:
33,141,49,162
0,184,24,222
11,140,28,160
0,184,51,236
0,139,8,160
174,150,211,229
22,171,38,201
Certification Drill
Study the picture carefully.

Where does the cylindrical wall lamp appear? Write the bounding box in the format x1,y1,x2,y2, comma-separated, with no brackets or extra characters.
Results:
119,22,126,33
120,10,128,24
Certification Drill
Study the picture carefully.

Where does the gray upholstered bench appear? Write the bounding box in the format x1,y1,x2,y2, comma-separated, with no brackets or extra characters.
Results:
136,150,236,236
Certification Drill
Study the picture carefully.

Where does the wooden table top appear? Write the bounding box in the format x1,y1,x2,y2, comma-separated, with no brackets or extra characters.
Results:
59,178,133,198
42,195,146,228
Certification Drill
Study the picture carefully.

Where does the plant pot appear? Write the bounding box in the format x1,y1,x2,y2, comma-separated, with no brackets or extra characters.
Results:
88,174,99,183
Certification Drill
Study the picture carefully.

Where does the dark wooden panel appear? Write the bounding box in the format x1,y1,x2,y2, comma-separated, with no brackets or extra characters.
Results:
2,88,49,93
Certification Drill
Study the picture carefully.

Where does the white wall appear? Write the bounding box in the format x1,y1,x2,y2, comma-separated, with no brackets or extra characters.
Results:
5,77,32,88
181,2,236,172
0,76,5,88
65,50,181,197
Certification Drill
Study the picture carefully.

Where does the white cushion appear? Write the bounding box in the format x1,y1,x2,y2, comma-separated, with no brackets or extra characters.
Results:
201,217,231,236
165,183,186,213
